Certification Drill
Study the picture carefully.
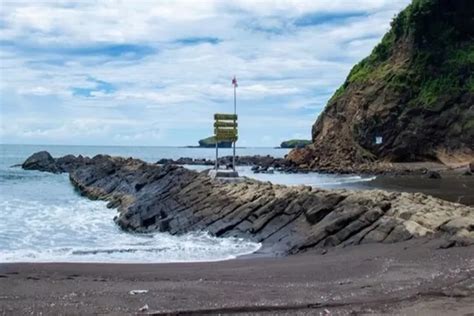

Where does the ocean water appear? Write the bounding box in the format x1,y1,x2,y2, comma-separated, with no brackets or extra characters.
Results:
0,144,374,263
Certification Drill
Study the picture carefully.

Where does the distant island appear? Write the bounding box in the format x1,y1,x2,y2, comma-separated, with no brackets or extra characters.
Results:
198,136,232,148
280,139,311,148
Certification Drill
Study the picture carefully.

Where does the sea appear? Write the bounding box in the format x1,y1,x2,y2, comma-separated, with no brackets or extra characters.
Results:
0,144,375,263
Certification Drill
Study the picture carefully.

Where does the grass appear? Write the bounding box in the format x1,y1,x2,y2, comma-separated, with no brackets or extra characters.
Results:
326,0,473,113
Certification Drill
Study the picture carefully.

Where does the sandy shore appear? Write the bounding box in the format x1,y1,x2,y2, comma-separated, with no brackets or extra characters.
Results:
1,239,473,315
345,166,474,206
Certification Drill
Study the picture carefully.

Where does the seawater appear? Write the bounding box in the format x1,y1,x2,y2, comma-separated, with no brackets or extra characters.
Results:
0,144,374,263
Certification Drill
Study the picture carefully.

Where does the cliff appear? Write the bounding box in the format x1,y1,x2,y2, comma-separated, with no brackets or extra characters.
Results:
288,0,474,171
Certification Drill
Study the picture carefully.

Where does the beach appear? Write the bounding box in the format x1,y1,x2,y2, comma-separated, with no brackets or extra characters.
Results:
1,146,473,315
1,239,473,315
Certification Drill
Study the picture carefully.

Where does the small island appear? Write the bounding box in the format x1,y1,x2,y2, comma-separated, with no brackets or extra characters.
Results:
280,139,311,148
198,136,232,148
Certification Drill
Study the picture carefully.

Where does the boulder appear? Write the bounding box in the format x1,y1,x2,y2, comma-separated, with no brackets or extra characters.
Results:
21,151,60,173
427,171,442,179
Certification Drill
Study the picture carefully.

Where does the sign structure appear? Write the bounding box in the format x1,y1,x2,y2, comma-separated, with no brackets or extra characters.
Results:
214,114,238,141
214,113,238,170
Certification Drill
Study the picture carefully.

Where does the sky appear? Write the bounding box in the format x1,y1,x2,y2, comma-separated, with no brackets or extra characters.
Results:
0,0,411,147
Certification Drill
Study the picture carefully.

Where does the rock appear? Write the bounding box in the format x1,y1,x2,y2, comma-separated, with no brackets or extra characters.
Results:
56,154,81,172
21,151,474,254
157,158,173,165
463,171,472,176
427,171,442,179
280,139,312,149
198,136,232,148
129,290,148,295
21,151,61,173
138,304,149,312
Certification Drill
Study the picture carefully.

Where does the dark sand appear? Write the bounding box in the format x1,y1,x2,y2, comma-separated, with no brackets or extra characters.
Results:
1,239,473,315
2,162,473,315
349,170,474,206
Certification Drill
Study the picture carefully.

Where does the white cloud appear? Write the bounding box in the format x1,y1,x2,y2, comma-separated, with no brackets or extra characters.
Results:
0,0,411,146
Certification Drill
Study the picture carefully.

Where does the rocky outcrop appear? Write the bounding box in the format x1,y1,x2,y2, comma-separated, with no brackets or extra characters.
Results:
280,140,311,149
22,151,62,173
157,155,296,173
198,136,232,148
288,0,474,171
22,151,474,254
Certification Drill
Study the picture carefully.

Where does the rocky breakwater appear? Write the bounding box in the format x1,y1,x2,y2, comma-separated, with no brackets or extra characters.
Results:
157,155,296,174
22,151,474,254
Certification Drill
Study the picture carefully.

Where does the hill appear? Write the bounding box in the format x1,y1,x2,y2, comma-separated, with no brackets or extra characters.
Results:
288,0,474,171
198,136,232,148
280,139,312,148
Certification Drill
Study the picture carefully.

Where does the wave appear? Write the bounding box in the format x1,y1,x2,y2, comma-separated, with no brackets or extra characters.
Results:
0,197,261,263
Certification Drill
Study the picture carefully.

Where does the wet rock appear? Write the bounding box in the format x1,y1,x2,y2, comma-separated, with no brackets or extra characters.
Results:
21,151,474,254
427,171,442,179
157,158,174,165
22,151,61,173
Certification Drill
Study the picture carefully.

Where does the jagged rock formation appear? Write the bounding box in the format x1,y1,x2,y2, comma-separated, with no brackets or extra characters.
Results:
288,0,474,171
22,152,474,254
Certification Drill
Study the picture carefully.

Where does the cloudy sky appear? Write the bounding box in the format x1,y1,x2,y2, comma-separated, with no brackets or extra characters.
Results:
0,0,410,147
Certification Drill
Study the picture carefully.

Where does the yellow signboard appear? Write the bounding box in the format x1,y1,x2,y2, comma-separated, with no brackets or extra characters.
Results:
216,135,238,141
214,121,238,128
214,113,238,142
215,129,237,136
214,114,237,120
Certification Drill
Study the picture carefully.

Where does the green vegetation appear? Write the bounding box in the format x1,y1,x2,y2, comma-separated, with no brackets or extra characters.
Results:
327,0,473,108
198,136,232,148
280,139,312,148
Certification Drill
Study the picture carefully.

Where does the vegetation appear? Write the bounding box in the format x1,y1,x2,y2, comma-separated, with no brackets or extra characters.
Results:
329,0,473,109
198,136,232,148
280,139,312,148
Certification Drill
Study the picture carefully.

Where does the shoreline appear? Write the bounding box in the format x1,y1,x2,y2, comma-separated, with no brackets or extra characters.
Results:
20,151,474,255
1,239,473,315
2,151,473,314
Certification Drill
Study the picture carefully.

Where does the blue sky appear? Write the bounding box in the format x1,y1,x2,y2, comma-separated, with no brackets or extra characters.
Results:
0,0,410,147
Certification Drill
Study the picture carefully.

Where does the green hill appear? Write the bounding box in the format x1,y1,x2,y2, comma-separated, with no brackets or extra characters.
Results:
280,139,311,148
198,136,232,148
288,0,473,169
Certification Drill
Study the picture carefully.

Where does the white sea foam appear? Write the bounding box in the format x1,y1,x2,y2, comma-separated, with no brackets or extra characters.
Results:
0,198,260,263
186,165,377,187
0,144,376,263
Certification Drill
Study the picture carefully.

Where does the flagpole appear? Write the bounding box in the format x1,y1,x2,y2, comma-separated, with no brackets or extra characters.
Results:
233,78,236,172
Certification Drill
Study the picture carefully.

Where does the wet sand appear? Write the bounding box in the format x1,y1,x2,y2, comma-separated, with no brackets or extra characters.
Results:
363,174,474,205
1,239,473,315
344,165,474,206
2,161,473,315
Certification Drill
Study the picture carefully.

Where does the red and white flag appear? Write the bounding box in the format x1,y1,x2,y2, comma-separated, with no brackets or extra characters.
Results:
232,76,238,87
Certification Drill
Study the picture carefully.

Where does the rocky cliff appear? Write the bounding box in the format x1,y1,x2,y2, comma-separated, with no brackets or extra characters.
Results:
22,151,474,254
288,0,474,171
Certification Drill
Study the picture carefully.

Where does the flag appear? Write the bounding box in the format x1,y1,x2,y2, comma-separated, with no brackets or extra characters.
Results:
232,76,238,87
